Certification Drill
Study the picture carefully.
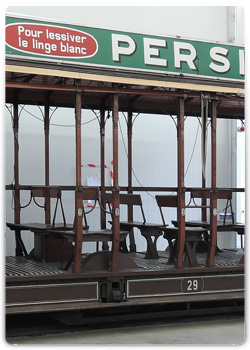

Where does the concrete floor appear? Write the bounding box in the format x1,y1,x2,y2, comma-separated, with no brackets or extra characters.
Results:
7,316,245,345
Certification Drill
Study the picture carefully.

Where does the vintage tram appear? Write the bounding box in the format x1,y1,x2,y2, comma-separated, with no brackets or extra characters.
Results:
5,15,244,317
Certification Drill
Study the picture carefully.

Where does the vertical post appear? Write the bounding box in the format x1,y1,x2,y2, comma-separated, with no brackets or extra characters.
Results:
111,93,120,271
176,97,186,268
100,104,106,230
44,93,51,224
201,101,207,221
13,93,22,256
127,103,133,195
208,99,217,267
73,90,83,273
127,103,136,252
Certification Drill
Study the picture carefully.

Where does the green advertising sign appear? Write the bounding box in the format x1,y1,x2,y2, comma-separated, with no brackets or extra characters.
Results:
6,16,244,82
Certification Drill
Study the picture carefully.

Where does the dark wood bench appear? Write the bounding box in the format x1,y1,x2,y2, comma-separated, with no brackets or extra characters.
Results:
48,228,128,270
160,227,206,267
105,193,165,259
47,187,128,269
177,189,244,249
155,195,207,267
6,222,73,259
6,186,74,261
6,186,128,268
186,189,235,224
173,221,245,248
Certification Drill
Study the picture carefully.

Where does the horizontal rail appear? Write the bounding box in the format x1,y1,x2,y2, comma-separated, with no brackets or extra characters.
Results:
5,185,245,193
185,205,212,209
5,81,244,101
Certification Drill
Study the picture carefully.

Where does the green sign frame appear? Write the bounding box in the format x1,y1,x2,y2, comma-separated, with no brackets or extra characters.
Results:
6,16,244,82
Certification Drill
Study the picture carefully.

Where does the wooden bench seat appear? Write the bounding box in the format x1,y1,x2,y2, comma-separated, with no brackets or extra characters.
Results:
172,220,245,249
49,229,128,242
174,220,245,231
160,226,207,266
106,193,165,259
156,195,207,267
6,187,129,268
6,186,74,260
6,222,74,257
47,229,128,270
119,221,163,259
6,222,74,231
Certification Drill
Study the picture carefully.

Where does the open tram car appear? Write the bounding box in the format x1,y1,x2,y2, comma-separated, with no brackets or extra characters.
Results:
5,17,245,317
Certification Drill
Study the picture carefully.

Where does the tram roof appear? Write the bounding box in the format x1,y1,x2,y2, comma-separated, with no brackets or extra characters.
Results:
6,60,244,120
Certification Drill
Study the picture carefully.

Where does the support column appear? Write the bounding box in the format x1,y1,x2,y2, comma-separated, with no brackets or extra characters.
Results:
100,104,110,251
176,97,186,268
74,91,83,273
208,100,217,267
13,93,22,256
44,94,51,224
127,103,136,252
201,96,208,221
100,104,106,230
111,94,120,271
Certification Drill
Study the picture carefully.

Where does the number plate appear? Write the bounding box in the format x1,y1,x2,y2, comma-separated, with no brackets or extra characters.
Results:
127,274,244,298
181,277,204,293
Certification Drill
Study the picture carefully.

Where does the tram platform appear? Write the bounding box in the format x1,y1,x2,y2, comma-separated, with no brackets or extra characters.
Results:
6,248,244,278
6,249,244,315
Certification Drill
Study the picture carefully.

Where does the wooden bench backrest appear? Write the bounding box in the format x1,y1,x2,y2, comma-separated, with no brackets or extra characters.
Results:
191,189,211,199
191,189,234,224
79,187,99,201
28,186,101,229
31,186,62,199
155,195,178,208
191,189,232,200
155,195,178,226
217,190,233,200
105,193,146,223
30,186,65,227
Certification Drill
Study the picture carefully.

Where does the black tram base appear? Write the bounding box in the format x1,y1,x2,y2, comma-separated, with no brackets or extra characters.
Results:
6,250,244,315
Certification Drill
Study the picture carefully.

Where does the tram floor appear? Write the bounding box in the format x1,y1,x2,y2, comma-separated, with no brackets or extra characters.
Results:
6,313,245,345
6,248,243,278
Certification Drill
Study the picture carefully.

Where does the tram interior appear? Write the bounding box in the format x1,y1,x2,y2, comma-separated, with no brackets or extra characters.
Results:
5,101,245,273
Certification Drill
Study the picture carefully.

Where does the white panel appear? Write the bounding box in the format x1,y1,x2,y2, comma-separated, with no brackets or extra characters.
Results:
236,7,245,44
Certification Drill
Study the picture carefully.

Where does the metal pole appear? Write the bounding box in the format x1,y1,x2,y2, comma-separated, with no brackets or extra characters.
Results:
176,97,186,268
100,104,110,251
111,93,120,271
100,104,106,229
44,93,51,224
73,91,83,273
201,96,208,221
127,103,136,252
13,93,22,256
208,99,217,267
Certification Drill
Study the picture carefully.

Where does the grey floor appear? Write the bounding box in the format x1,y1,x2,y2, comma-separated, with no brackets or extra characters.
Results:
7,316,245,345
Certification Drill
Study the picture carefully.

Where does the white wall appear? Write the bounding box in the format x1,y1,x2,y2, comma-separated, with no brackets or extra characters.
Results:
5,105,235,255
5,6,244,255
6,6,231,43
